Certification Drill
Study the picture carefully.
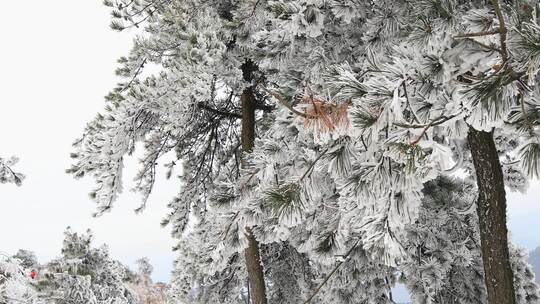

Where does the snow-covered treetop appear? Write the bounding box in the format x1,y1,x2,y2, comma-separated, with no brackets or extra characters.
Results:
0,253,44,304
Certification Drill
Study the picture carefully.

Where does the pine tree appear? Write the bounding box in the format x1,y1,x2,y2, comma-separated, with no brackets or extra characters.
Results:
511,245,540,304
56,275,98,304
67,1,278,301
240,59,268,304
43,228,138,304
67,1,540,303
0,253,43,304
400,176,540,303
13,250,38,270
254,1,540,302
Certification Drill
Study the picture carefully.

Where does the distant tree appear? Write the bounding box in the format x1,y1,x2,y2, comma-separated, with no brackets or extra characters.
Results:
531,247,540,285
511,245,540,304
55,275,98,304
0,253,43,304
43,228,138,304
135,258,153,285
13,250,38,270
130,257,166,304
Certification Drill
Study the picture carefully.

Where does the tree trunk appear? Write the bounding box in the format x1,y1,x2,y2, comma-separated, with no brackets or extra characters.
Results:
467,127,516,304
244,228,267,304
241,79,267,303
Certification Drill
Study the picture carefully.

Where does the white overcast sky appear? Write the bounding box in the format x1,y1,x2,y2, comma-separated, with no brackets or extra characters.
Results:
0,1,177,282
1,0,539,292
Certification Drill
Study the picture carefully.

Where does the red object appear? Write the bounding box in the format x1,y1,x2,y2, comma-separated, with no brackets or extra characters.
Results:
30,271,36,279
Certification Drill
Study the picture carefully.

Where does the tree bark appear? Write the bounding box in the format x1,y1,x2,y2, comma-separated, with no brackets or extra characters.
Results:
244,227,267,304
467,127,516,304
240,60,267,303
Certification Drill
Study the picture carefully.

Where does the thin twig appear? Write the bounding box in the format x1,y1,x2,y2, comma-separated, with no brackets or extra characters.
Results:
410,119,435,146
454,28,500,38
393,112,461,129
303,240,360,304
250,0,261,16
402,81,421,124
490,0,509,62
519,93,535,136
465,38,503,54
298,148,330,182
223,211,240,240
240,168,260,191
120,58,147,92
263,88,315,119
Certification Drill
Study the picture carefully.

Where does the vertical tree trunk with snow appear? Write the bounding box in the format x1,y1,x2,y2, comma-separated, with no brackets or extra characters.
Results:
468,127,516,304
241,61,267,304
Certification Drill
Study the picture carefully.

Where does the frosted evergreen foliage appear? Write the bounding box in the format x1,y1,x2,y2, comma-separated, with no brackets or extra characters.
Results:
0,254,44,304
399,177,486,304
399,176,540,304
235,0,540,269
167,213,249,304
44,228,138,304
13,250,39,270
511,245,540,304
68,0,540,303
56,275,99,304
261,243,315,304
0,156,24,186
136,258,153,285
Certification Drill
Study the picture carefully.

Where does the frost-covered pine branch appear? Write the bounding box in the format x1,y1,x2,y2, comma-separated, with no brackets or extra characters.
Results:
0,156,24,186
